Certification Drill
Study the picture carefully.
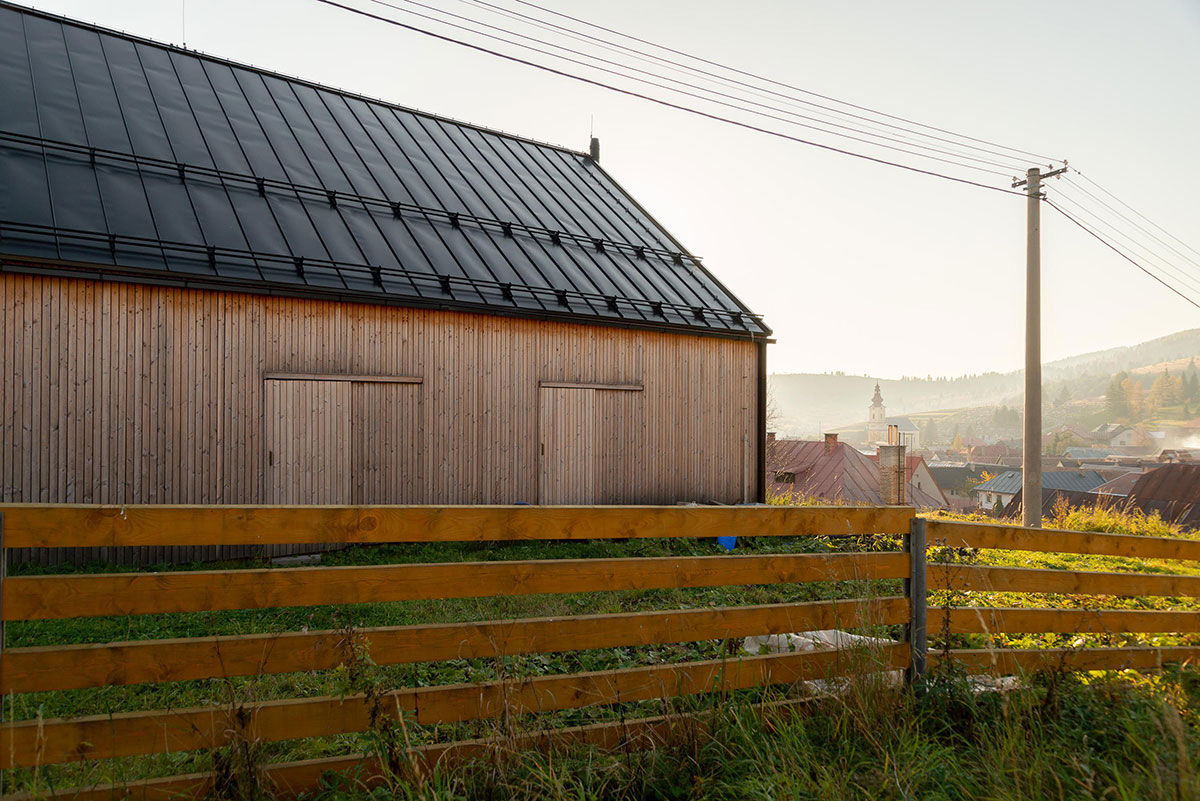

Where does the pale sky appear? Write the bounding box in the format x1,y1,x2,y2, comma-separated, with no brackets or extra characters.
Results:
23,0,1200,376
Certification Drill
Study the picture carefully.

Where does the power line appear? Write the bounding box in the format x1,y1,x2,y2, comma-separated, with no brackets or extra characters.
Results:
1053,187,1200,293
313,0,1029,196
1052,196,1200,303
359,0,1022,175
1045,199,1200,311
1061,176,1200,273
502,0,1061,165
314,0,1200,311
1070,171,1200,263
457,0,1040,170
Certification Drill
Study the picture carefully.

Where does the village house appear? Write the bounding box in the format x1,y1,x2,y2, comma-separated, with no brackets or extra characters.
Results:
867,452,949,508
1090,423,1151,449
0,5,768,563
927,462,1006,512
973,469,1107,512
766,434,945,508
1005,464,1200,531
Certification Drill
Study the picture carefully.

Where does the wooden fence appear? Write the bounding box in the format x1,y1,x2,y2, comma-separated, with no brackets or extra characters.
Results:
1,505,1199,799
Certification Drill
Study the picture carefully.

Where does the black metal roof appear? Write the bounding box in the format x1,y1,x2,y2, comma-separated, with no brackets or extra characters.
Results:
0,3,767,338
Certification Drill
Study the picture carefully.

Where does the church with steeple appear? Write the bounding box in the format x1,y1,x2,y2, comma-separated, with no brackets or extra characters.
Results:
865,383,920,450
867,384,888,444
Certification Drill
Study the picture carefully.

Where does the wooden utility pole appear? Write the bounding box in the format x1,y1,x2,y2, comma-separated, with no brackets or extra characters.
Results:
1014,165,1066,527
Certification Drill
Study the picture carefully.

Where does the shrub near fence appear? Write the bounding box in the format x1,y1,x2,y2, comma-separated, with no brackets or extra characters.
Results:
0,504,917,799
1,506,1200,799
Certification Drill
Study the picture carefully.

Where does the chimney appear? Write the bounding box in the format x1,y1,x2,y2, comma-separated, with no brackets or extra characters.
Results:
766,431,776,442
824,432,838,454
878,444,907,505
589,136,600,163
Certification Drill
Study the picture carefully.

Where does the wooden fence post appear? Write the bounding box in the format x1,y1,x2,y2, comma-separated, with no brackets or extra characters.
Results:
1,509,6,791
905,515,928,687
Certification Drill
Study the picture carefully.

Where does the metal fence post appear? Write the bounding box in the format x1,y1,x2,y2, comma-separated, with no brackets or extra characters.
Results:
905,515,928,688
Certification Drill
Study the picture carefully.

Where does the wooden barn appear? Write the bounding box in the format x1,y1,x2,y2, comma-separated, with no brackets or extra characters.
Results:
0,5,770,563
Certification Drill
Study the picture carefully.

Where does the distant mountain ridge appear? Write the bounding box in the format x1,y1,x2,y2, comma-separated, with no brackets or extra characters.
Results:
1042,329,1200,379
769,328,1200,437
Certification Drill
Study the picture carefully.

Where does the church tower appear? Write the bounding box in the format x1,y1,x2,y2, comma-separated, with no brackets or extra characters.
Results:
867,383,887,444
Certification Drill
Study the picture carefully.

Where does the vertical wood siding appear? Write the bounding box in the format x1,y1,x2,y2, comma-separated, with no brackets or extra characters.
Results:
0,274,760,565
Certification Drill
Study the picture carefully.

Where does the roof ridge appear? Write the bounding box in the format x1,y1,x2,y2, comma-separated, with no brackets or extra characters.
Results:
0,0,588,158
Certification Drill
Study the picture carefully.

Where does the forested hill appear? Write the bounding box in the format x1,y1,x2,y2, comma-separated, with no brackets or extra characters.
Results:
769,328,1200,436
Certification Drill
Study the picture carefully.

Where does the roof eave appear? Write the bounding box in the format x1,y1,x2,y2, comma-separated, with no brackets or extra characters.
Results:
0,256,773,342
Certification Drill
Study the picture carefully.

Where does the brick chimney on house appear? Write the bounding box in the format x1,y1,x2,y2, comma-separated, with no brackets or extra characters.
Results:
589,136,600,162
824,432,838,454
878,444,907,505
767,431,776,442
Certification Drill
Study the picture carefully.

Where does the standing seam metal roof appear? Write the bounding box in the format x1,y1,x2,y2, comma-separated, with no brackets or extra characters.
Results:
0,2,766,337
973,470,1107,495
767,440,944,509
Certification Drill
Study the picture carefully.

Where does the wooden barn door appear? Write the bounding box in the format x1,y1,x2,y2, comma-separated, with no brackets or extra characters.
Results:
264,379,353,504
538,387,596,504
351,381,422,504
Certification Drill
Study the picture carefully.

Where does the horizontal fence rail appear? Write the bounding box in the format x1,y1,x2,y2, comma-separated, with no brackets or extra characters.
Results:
1,597,909,694
928,564,1200,597
946,607,1200,634
3,698,819,801
3,504,1200,797
0,646,910,768
3,552,908,621
0,504,916,548
932,647,1200,675
927,519,1200,562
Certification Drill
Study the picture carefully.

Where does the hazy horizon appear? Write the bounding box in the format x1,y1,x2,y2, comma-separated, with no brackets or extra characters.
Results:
28,0,1200,377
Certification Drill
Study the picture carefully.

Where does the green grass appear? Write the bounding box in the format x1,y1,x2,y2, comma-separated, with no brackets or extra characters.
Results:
2,533,903,794
7,503,1200,798
310,664,1200,801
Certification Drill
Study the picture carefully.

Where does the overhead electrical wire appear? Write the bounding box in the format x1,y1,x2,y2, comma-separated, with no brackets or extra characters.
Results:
1056,183,1200,288
358,0,1023,175
457,0,1049,170
313,0,1028,196
1064,174,1200,267
1046,199,1200,311
312,0,1198,308
1050,190,1200,297
500,0,1061,165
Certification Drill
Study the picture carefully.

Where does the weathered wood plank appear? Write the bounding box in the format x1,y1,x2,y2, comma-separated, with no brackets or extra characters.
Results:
932,647,1200,675
2,597,908,693
3,552,909,621
928,564,1200,598
946,607,1200,634
5,697,818,801
0,644,908,767
0,504,916,549
926,519,1200,562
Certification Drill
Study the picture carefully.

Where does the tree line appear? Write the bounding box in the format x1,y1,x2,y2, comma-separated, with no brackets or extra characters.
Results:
1105,360,1200,422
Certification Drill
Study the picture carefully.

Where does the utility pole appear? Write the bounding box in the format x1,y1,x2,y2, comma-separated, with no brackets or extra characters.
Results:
1014,164,1066,527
